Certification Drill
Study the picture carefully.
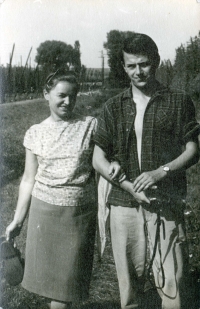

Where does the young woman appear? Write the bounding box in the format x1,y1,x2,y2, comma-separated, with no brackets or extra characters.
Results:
6,69,98,309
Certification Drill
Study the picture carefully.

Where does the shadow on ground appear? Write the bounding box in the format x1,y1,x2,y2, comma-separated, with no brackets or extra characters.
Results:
0,154,25,187
80,301,120,309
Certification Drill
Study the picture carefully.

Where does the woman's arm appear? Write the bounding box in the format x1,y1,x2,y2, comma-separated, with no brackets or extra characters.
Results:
93,145,150,204
6,148,38,240
93,145,120,185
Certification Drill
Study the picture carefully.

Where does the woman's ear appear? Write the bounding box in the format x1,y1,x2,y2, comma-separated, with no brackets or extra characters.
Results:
122,62,127,73
43,89,49,101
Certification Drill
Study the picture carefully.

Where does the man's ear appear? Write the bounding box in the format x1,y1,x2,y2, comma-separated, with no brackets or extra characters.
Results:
43,89,49,101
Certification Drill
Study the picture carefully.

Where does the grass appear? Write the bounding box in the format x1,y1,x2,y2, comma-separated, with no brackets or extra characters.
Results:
0,94,121,309
0,91,200,309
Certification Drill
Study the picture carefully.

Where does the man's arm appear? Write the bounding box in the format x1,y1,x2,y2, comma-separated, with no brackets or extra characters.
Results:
93,145,150,204
133,140,199,193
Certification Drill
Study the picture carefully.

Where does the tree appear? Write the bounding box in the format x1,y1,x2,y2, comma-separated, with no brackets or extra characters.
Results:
156,60,173,87
103,30,136,88
35,40,81,73
170,33,200,95
71,41,82,74
171,44,187,90
79,65,86,82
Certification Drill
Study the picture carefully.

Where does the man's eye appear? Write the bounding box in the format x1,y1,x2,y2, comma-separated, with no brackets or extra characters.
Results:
140,62,149,68
127,65,136,69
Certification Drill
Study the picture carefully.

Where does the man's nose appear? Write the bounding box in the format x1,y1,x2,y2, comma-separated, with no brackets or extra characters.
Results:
135,65,141,75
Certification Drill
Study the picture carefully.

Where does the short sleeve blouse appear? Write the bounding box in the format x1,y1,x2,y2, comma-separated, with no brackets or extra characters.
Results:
24,115,97,206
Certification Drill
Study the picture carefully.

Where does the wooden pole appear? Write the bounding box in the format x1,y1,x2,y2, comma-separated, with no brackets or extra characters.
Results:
7,43,15,96
101,51,104,86
9,43,15,67
19,47,32,92
99,51,105,87
24,47,32,69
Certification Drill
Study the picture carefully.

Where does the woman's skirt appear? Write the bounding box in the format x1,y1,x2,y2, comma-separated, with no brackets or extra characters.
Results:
22,196,97,302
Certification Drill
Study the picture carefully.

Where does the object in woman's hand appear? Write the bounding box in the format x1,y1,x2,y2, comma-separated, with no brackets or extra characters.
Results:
9,225,22,239
0,236,24,286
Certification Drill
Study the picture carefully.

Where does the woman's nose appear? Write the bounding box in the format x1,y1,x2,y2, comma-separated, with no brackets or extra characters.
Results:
64,97,70,105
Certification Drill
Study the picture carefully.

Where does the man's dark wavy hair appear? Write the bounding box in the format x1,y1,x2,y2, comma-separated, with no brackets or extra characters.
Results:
121,33,160,72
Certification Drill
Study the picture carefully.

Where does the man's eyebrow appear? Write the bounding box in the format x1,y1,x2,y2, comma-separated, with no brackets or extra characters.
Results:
57,91,76,96
126,61,149,65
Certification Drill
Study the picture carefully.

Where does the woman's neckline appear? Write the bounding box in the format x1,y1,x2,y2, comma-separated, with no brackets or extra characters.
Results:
41,113,84,125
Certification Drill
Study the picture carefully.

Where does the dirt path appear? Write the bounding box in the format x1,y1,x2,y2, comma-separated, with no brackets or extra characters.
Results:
0,98,45,107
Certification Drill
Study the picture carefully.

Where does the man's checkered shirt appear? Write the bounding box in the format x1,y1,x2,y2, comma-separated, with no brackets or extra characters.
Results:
94,82,200,207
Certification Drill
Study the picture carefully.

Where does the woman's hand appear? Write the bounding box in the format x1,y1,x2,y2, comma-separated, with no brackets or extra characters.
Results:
108,161,126,183
120,180,150,204
5,221,22,241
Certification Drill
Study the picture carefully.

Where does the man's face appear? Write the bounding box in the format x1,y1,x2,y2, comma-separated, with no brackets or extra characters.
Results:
123,52,153,89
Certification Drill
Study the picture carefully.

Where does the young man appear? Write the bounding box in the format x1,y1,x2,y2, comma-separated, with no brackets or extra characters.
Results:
92,33,200,309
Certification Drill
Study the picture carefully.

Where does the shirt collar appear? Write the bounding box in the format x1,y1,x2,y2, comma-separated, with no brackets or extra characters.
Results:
122,80,168,100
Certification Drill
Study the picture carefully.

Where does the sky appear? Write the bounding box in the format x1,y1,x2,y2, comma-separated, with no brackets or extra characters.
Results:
0,0,200,68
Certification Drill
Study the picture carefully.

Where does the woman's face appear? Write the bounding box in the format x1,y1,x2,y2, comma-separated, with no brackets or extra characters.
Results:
44,81,77,121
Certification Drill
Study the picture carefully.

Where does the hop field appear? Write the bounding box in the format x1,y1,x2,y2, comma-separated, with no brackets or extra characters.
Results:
0,93,200,309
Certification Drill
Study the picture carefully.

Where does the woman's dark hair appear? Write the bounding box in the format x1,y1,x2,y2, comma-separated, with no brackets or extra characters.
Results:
121,33,160,71
44,69,80,93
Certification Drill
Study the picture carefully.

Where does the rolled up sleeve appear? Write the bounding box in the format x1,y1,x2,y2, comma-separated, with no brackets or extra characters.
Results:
181,96,200,143
93,103,114,156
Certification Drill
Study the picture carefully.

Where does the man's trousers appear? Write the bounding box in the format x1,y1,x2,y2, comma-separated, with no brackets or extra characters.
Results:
110,205,188,309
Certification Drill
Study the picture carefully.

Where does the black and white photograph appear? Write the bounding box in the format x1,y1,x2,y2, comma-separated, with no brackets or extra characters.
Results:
0,1,200,309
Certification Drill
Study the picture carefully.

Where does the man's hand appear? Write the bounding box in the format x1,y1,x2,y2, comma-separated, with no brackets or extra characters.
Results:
132,190,150,204
132,168,166,193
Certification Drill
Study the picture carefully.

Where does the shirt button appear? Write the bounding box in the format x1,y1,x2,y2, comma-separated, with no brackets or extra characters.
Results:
126,129,129,131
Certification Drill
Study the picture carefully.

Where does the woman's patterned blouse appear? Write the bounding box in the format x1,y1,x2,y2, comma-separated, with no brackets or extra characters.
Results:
23,115,97,206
